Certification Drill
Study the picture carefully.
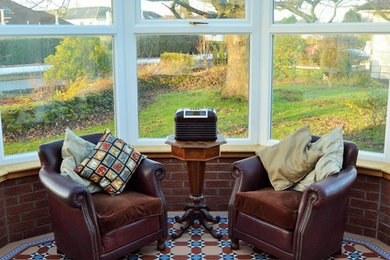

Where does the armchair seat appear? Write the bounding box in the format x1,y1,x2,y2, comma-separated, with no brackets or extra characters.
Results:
234,188,302,230
93,191,163,234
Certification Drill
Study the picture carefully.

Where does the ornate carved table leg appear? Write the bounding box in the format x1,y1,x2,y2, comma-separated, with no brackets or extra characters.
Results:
171,161,221,240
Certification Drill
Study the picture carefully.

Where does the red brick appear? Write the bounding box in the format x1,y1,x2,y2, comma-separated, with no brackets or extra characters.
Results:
380,204,390,216
169,188,190,196
162,181,185,188
206,163,231,172
20,191,47,203
366,192,379,202
364,210,378,219
34,199,49,209
347,207,364,217
35,216,52,226
205,180,230,187
7,202,34,215
350,198,378,210
203,189,218,195
348,216,377,228
378,223,390,237
9,220,34,233
7,214,21,223
8,232,23,243
23,225,51,238
363,229,376,238
32,182,45,192
169,173,187,180
345,224,363,235
204,173,219,180
5,184,32,196
21,208,49,221
349,189,366,199
352,182,380,192
5,196,19,205
165,164,186,173
218,188,233,196
0,236,8,248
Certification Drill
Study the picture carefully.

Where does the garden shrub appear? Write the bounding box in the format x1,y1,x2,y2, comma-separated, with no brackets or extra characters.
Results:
1,89,114,137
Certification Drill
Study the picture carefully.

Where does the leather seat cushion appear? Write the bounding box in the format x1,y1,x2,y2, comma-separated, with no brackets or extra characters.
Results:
234,187,303,230
92,191,162,234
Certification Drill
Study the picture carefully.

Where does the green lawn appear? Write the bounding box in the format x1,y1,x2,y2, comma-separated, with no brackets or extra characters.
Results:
4,121,115,155
138,89,248,138
2,82,387,155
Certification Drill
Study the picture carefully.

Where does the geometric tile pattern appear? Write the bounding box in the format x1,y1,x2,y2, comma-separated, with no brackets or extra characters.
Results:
74,129,144,195
3,216,388,260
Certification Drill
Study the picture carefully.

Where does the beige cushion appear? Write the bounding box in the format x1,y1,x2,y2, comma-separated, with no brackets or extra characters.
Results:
293,126,344,191
256,125,322,191
60,128,102,193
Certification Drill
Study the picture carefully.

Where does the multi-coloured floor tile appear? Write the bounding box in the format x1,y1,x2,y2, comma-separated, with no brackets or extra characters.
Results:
1,216,388,260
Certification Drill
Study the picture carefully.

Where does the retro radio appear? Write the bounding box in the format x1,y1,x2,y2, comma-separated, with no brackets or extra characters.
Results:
174,108,217,141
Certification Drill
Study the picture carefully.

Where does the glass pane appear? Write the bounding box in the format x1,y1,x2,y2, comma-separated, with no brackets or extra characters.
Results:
274,0,390,24
272,34,389,153
137,34,249,138
0,0,112,25
0,36,114,155
141,0,245,20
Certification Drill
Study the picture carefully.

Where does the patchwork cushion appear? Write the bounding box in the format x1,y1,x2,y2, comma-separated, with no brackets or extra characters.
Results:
234,188,303,230
256,125,322,191
60,128,102,193
74,129,145,195
92,191,162,234
293,126,344,191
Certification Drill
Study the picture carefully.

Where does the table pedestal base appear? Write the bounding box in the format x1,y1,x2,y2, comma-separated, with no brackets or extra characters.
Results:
171,203,221,240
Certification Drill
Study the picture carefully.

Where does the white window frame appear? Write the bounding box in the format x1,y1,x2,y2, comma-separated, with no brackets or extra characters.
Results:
1,0,390,165
267,1,390,163
126,0,260,147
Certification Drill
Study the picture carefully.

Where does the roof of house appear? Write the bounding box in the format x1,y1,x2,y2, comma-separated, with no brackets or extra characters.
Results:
63,6,111,20
357,0,390,10
0,0,69,24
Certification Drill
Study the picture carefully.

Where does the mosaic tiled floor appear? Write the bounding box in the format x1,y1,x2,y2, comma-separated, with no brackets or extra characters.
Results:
1,216,389,260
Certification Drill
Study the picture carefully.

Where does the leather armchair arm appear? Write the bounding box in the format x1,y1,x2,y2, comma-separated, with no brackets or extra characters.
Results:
129,158,166,198
231,155,271,192
39,168,92,208
305,165,357,208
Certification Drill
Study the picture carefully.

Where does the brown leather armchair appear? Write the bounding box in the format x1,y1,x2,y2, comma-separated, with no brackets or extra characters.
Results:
228,137,358,260
38,133,167,260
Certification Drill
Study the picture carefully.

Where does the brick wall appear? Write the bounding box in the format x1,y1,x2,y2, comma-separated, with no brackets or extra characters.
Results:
345,175,390,245
159,158,236,211
1,157,390,249
0,175,51,248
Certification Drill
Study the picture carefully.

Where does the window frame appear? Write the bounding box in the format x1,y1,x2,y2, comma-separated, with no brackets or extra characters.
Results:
268,1,390,163
1,0,390,166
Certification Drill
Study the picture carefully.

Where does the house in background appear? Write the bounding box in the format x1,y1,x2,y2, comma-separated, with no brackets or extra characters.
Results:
0,0,68,25
62,6,112,25
358,0,390,79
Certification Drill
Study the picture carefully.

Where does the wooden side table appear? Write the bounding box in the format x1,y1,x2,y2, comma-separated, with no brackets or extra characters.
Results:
165,135,226,239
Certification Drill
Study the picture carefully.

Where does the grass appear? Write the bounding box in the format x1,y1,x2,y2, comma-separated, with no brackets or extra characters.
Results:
2,80,388,155
3,121,115,155
138,89,248,138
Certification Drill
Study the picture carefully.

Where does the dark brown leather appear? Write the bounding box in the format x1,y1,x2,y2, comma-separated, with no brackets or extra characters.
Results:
229,137,358,260
234,188,302,230
93,191,162,234
38,133,167,260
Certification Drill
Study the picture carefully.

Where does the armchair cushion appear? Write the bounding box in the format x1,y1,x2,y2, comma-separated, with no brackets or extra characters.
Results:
293,126,344,191
234,188,303,230
256,125,322,190
60,128,102,193
74,130,145,195
92,191,163,234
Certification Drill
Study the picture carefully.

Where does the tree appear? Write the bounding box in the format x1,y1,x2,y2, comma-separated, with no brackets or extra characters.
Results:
44,37,111,84
146,0,248,100
273,35,306,80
